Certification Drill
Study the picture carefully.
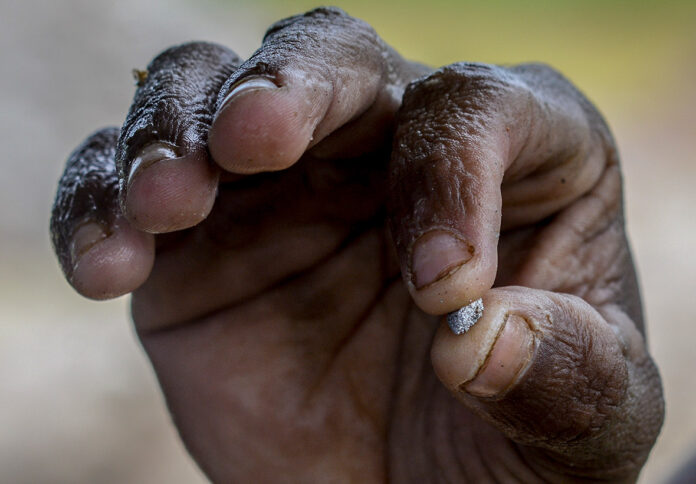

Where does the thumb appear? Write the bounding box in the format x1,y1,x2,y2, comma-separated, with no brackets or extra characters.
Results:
431,287,663,481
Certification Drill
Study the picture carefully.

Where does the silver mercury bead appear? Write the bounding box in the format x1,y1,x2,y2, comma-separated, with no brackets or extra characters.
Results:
446,298,484,335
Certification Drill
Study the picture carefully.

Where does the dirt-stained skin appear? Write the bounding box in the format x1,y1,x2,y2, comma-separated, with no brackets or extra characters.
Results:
51,127,120,279
51,7,663,483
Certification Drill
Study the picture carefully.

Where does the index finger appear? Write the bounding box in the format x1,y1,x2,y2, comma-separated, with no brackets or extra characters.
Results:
208,7,429,174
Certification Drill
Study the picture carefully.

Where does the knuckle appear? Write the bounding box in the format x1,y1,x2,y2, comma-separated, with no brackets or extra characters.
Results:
263,7,352,40
263,7,375,45
403,62,526,116
512,61,617,151
397,63,531,159
245,7,383,81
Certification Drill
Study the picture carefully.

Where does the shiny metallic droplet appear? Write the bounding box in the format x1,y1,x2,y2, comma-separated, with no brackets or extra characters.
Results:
447,298,484,335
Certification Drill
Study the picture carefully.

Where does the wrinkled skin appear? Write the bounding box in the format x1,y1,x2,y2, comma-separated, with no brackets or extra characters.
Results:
51,8,664,483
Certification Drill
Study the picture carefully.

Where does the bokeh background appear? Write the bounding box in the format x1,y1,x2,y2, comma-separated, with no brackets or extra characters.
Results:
1,0,694,482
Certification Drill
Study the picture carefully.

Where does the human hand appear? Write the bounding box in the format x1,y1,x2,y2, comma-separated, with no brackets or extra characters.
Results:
51,7,663,483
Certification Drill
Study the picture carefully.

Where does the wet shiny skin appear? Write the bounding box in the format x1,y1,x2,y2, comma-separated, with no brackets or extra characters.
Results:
51,7,663,483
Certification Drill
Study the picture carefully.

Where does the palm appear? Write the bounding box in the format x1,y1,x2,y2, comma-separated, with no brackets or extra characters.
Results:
132,142,408,479
132,138,631,482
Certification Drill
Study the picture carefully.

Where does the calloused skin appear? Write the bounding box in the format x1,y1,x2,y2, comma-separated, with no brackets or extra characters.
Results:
51,7,664,483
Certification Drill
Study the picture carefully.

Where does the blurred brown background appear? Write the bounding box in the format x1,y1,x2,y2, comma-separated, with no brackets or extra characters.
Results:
1,0,694,482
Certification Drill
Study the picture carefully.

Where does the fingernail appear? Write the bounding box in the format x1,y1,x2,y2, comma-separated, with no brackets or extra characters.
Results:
463,315,535,398
127,142,179,187
219,76,278,111
411,230,474,289
70,221,108,266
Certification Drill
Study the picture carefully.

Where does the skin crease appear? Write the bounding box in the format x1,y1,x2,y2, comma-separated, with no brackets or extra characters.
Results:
51,7,664,484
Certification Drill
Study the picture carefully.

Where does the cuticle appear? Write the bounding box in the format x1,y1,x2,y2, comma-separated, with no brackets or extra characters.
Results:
127,141,180,189
70,218,112,260
414,257,470,290
222,75,280,101
72,217,111,237
460,314,538,399
409,227,475,289
213,75,281,124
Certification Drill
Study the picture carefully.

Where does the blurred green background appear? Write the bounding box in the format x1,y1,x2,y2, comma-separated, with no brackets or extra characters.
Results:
242,0,696,122
1,0,694,482
253,0,696,111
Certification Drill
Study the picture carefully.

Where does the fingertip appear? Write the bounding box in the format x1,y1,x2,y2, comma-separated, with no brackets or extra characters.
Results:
70,217,155,300
123,146,219,233
209,75,329,174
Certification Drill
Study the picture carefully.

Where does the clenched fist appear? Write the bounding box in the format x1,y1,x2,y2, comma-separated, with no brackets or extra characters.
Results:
51,7,663,483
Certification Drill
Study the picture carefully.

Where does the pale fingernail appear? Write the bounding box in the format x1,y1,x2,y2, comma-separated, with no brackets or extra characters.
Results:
411,230,474,289
463,315,535,398
70,221,108,267
127,142,179,188
218,76,278,111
